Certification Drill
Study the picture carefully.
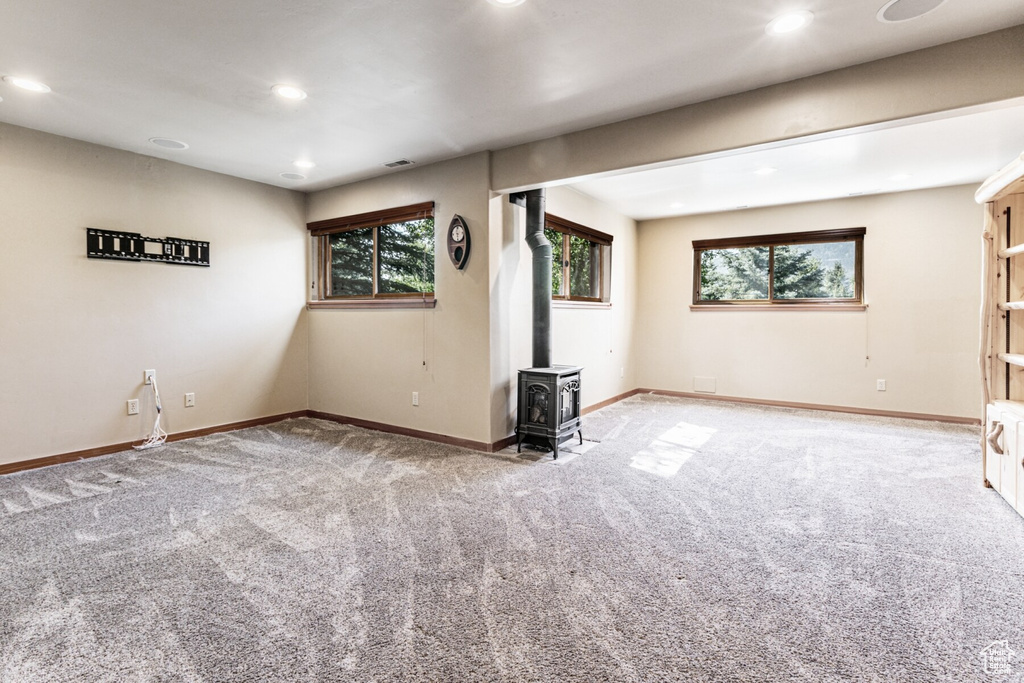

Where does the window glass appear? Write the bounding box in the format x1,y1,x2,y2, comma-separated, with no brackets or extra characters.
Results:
329,228,374,296
378,218,434,294
693,228,863,306
545,227,565,296
543,214,613,303
313,202,435,303
698,247,770,301
773,242,856,299
569,235,600,299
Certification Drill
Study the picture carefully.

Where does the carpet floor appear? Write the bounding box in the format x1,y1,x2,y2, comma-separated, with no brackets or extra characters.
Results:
1,395,1023,682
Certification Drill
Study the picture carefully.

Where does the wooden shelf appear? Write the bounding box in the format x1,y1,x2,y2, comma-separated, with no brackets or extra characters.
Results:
999,243,1024,259
998,301,1024,311
998,353,1024,368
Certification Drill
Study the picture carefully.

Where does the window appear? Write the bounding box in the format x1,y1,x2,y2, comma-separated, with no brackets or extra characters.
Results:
308,202,435,308
693,227,864,306
545,214,613,302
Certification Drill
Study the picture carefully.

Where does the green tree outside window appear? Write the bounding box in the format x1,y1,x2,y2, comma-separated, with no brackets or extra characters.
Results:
697,237,858,303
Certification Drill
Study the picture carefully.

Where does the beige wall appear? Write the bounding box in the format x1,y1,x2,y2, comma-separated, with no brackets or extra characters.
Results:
489,186,638,443
547,187,639,407
0,123,309,465
636,184,983,419
305,153,494,445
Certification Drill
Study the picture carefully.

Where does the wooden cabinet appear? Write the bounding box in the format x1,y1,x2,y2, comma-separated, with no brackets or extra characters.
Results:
986,402,1022,512
980,152,1024,517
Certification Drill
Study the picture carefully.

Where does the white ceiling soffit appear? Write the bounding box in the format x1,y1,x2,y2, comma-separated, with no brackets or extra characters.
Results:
0,1,1023,192
569,100,1024,220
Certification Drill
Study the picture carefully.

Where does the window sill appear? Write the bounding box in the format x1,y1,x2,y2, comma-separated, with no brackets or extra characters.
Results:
690,303,867,312
553,300,612,310
308,298,437,310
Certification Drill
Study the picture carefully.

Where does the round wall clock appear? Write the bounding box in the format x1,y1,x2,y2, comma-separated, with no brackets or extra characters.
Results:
447,214,471,270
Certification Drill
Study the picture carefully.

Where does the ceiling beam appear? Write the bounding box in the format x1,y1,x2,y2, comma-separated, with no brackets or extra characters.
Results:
491,24,1024,193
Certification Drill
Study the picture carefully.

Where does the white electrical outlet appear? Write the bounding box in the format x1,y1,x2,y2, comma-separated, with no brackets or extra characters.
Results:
185,393,195,408
127,399,139,415
877,379,887,391
412,391,419,406
144,369,156,385
620,367,625,378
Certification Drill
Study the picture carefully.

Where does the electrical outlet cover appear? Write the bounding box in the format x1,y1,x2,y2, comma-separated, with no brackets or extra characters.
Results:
127,399,139,415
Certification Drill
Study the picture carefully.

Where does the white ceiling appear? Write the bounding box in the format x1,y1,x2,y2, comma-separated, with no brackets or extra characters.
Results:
571,100,1024,220
1,1,1023,193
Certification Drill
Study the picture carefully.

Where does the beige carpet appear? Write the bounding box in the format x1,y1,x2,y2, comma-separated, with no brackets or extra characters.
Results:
1,395,1022,681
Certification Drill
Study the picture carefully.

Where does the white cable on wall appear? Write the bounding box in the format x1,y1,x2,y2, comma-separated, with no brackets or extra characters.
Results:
134,374,168,450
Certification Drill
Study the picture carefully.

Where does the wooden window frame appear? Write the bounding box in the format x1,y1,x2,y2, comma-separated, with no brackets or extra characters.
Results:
545,214,613,303
308,201,436,308
692,227,865,308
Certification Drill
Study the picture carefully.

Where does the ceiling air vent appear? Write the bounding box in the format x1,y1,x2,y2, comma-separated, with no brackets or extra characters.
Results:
383,159,414,168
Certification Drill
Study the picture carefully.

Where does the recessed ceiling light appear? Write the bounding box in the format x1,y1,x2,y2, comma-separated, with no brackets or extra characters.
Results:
272,84,307,100
293,160,316,169
148,137,189,150
3,76,51,93
280,172,306,181
754,167,778,175
766,10,814,35
486,0,525,6
877,0,946,23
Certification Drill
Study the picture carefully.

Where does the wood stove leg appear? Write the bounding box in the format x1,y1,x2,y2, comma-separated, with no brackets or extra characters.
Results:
552,439,559,460
578,429,583,445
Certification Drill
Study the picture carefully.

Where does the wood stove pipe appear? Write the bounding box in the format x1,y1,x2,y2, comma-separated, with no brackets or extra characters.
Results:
523,189,550,368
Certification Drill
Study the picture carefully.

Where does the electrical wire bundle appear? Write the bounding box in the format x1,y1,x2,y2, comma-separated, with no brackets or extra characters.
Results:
134,374,168,450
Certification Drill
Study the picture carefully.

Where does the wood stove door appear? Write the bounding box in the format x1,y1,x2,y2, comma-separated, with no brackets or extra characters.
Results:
559,379,580,425
525,383,552,427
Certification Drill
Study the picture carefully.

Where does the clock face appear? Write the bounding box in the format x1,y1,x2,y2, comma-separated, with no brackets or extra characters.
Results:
447,215,470,270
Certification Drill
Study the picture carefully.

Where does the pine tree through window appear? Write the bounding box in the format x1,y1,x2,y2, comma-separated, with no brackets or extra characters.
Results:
545,214,613,303
308,202,435,305
693,228,864,306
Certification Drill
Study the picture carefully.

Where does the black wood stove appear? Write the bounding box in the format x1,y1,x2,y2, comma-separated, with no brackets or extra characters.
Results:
510,188,584,461
516,365,582,459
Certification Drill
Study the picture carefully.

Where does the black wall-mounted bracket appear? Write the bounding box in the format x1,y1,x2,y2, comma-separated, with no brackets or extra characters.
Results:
87,228,210,266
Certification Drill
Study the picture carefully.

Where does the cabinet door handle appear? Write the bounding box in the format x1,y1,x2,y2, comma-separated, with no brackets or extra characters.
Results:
987,421,1005,456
